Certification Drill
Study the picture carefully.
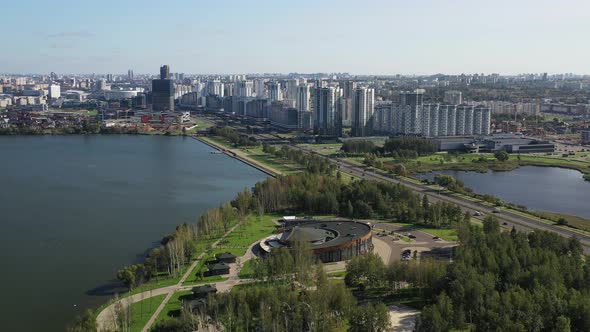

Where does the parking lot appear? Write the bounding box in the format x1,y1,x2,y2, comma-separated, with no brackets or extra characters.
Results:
372,223,458,264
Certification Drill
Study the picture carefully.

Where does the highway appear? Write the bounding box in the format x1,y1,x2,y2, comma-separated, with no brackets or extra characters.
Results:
293,145,590,255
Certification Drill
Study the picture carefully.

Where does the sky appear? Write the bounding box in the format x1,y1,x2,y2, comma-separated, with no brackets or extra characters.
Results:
2,0,590,75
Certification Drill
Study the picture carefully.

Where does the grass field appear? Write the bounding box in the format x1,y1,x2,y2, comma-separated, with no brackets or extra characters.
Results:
538,211,590,232
238,259,255,279
391,222,459,241
155,290,192,323
241,147,302,174
129,294,167,332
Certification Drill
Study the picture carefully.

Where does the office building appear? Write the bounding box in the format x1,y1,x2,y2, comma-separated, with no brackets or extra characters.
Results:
152,65,175,112
351,87,375,137
128,69,134,81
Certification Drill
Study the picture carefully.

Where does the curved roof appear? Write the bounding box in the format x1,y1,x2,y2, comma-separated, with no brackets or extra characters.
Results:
279,220,372,249
280,226,335,244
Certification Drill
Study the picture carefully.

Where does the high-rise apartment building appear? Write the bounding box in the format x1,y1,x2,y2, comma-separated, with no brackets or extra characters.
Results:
443,90,462,105
351,87,375,137
268,81,282,101
207,80,224,97
235,80,253,97
313,86,342,136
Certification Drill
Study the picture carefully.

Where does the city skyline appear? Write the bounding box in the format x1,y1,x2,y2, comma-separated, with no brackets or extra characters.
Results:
3,0,590,75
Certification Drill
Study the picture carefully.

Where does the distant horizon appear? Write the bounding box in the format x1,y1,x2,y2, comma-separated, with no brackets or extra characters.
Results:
2,0,590,74
2,71,589,77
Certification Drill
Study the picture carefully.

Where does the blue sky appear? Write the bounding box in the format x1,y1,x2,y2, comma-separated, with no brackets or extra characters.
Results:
2,0,589,75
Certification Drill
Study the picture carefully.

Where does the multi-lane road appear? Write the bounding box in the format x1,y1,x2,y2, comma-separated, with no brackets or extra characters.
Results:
293,145,590,255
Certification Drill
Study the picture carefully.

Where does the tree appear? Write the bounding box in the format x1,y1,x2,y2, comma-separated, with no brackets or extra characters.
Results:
348,303,390,332
494,150,509,162
66,310,97,332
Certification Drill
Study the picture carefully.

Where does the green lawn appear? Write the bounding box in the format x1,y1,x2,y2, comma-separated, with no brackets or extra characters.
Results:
538,211,590,232
238,259,255,279
391,222,458,241
242,147,302,174
217,214,278,255
129,294,167,332
155,291,192,322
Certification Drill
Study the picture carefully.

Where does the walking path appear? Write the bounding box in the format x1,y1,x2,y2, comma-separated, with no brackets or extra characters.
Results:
96,220,257,332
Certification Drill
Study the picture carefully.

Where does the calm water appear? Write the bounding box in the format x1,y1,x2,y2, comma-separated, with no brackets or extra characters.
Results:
416,166,590,219
0,135,267,332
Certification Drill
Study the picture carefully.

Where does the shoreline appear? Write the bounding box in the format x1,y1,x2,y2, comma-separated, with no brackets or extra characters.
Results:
191,135,278,177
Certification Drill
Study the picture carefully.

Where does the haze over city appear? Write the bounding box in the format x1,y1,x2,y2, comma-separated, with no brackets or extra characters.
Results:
3,0,590,74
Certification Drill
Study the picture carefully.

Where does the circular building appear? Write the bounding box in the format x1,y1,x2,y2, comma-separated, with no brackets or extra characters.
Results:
260,219,373,263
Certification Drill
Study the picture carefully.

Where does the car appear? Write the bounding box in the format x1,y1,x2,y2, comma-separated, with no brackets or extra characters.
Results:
502,222,508,226
391,237,400,241
492,208,501,213
432,236,441,240
408,234,417,239
473,211,483,216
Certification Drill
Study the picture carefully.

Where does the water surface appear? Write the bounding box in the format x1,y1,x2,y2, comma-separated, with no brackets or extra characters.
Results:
0,135,267,331
416,166,590,219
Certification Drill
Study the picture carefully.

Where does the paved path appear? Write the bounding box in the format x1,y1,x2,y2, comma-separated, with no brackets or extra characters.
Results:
388,304,419,331
96,220,256,332
293,145,590,255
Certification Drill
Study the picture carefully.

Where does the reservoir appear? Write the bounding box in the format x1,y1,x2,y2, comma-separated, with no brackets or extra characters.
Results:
0,135,268,331
416,166,590,219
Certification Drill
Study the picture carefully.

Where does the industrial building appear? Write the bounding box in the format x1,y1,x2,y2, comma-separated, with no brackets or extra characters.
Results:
432,134,555,153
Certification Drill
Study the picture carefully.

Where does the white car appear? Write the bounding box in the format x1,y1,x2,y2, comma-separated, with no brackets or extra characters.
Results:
473,211,483,216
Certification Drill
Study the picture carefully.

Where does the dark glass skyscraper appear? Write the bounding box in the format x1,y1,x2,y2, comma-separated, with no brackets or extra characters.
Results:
152,65,174,111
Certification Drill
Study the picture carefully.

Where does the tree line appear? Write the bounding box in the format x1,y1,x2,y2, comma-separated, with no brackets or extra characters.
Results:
262,144,336,174
210,126,259,147
253,172,468,228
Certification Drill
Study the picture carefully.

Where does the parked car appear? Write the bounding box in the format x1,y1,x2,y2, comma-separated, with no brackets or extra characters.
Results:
408,234,417,239
473,211,483,216
432,236,441,240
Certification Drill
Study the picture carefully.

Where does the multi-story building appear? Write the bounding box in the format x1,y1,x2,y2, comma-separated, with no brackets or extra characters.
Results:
235,80,253,97
351,87,375,137
49,84,61,99
581,130,590,145
313,86,342,136
443,90,462,105
152,65,174,112
463,105,474,135
207,80,224,97
253,78,266,98
268,81,282,101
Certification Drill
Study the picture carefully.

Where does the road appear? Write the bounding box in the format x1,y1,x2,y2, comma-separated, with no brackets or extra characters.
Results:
294,145,590,255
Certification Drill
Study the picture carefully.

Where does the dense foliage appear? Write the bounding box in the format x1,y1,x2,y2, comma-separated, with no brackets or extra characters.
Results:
341,140,376,154
210,126,259,147
262,144,335,174
382,137,437,158
416,218,590,332
253,173,468,228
